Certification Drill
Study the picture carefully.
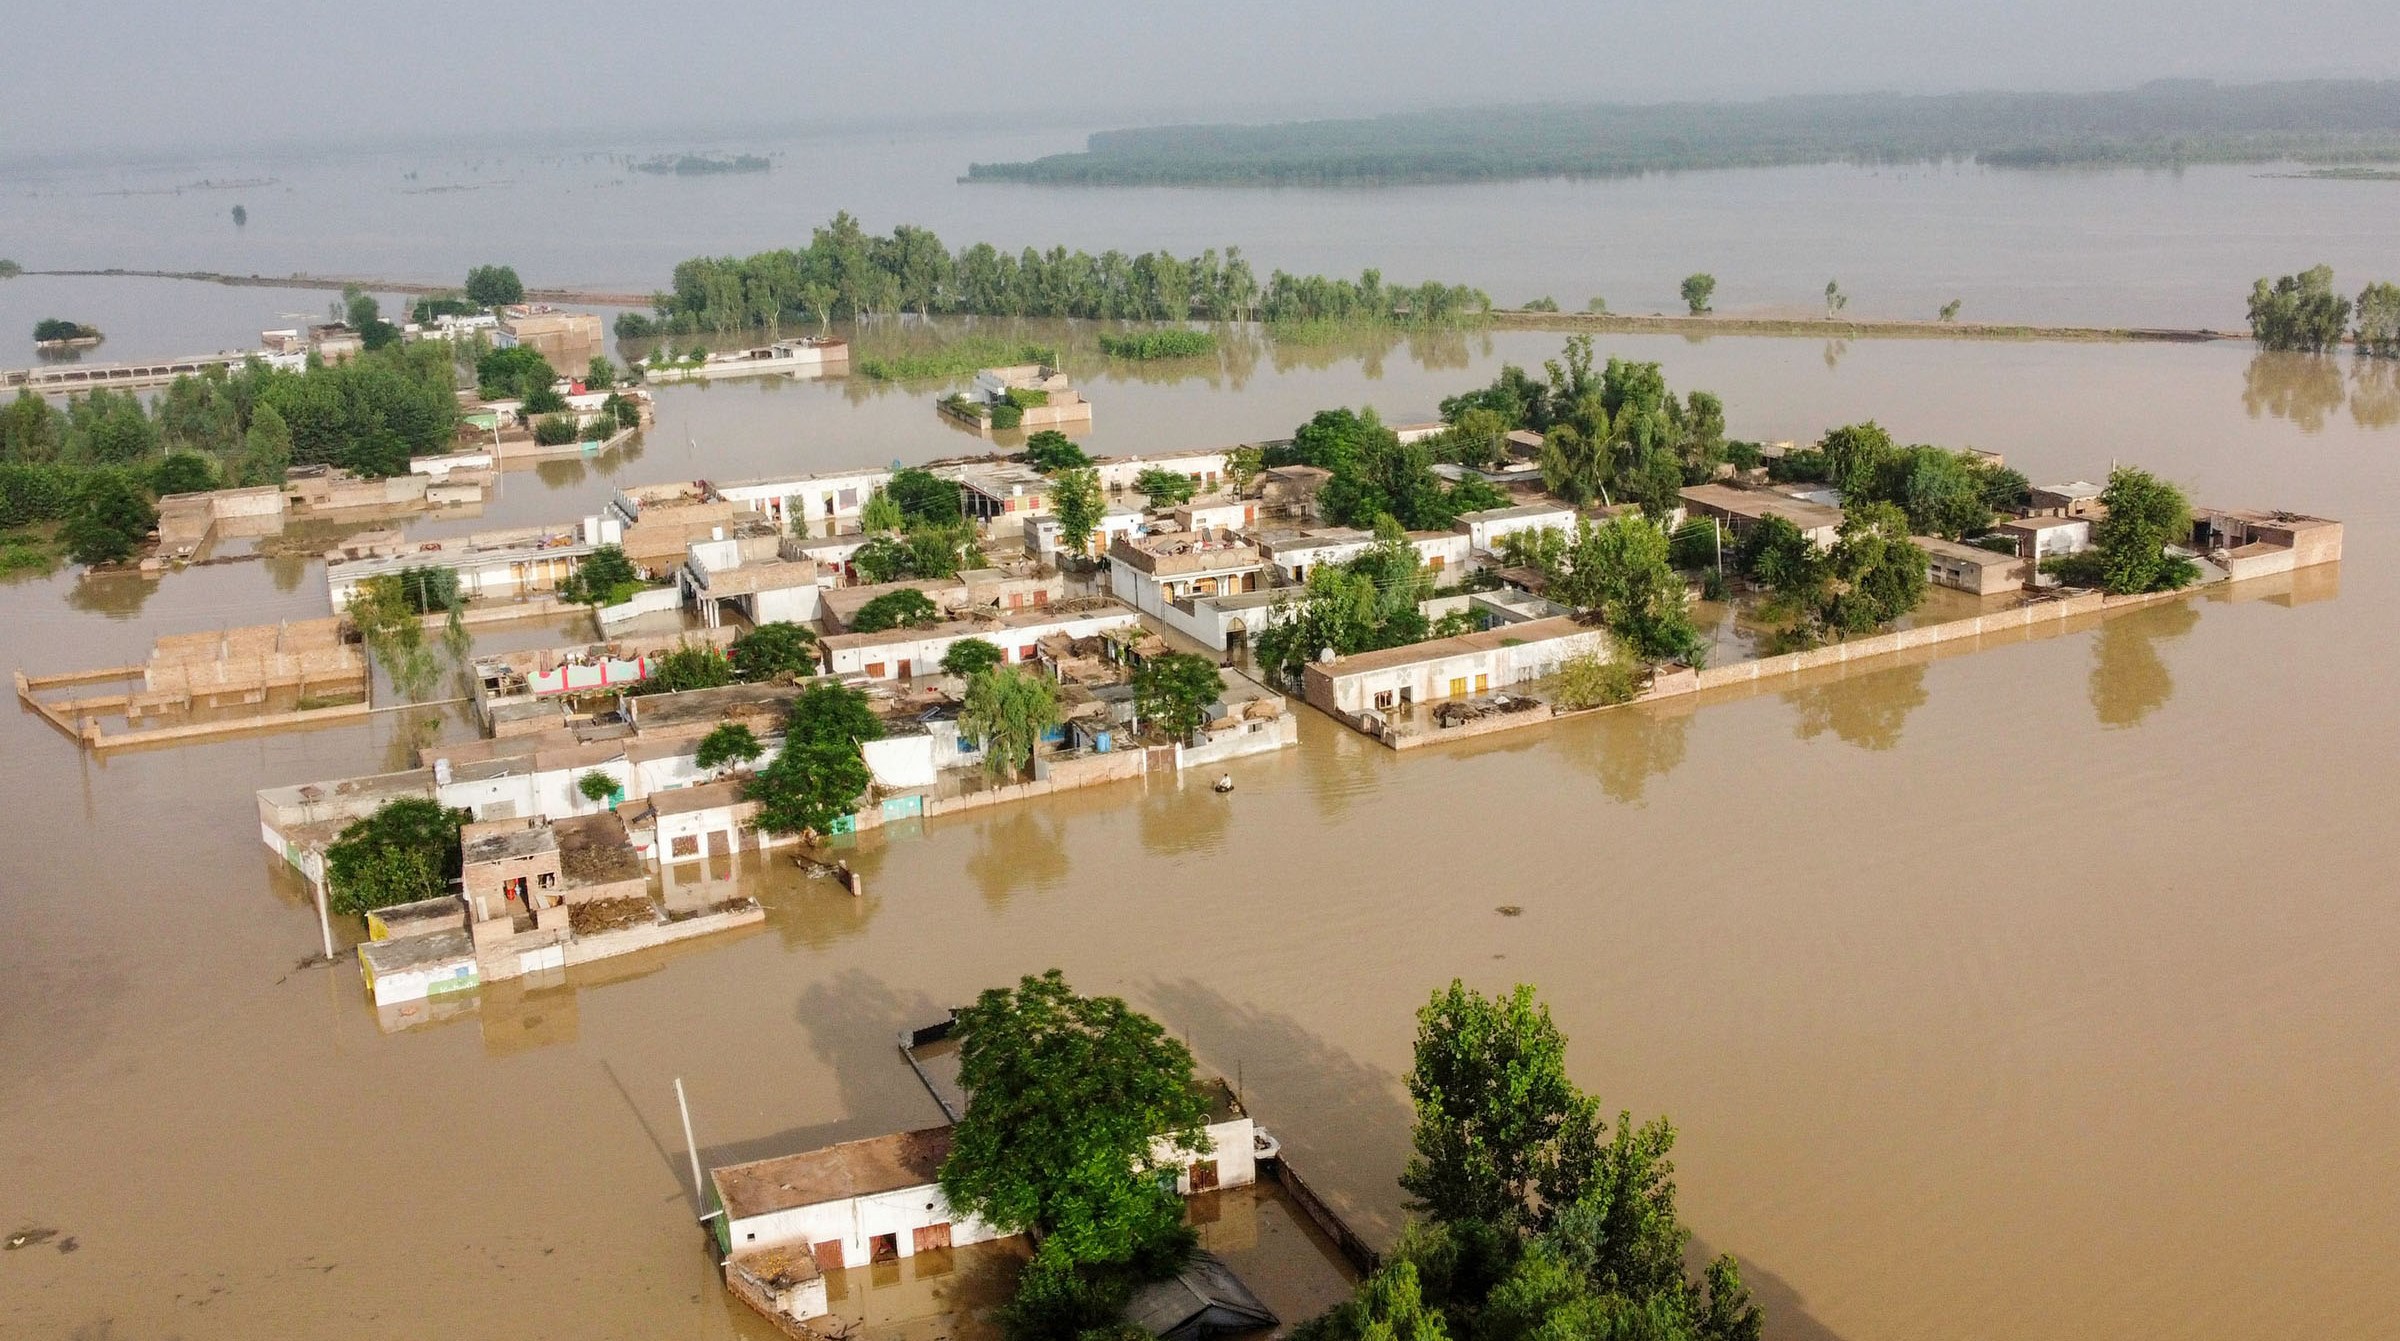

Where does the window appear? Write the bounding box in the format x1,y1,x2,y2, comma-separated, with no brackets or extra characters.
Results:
670,834,699,858
1019,645,1037,661
1373,690,1396,710
864,662,886,678
537,872,556,889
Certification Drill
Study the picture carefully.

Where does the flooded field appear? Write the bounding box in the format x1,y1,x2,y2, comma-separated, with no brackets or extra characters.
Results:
4,330,2397,1341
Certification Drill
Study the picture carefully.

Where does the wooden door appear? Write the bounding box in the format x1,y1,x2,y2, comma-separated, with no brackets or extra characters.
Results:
1189,1159,1219,1192
811,1240,846,1272
1447,677,1468,699
913,1223,953,1253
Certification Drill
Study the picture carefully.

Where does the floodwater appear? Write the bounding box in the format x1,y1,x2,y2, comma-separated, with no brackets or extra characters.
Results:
5,327,2399,1341
7,121,2400,366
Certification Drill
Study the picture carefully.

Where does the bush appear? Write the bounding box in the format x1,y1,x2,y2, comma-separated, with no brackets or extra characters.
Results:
532,415,579,447
941,638,1006,678
1133,467,1199,507
577,771,620,805
1552,652,1643,709
989,400,1024,430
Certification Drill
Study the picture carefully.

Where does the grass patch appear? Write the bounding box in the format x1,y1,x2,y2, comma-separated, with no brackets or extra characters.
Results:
1098,328,1217,359
853,336,1059,382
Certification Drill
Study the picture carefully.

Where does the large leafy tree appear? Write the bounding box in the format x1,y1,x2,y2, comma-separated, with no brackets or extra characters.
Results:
2247,265,2352,353
2048,466,2200,595
940,969,1209,1269
887,467,964,524
1134,466,1199,508
475,344,556,401
849,587,942,633
324,797,470,915
1133,652,1224,740
464,264,525,308
694,722,764,772
1680,273,1716,314
1554,517,1705,665
961,666,1063,777
1022,429,1090,473
1051,466,1104,556
728,621,819,681
2357,281,2400,359
629,643,736,696
60,472,157,566
1820,501,1928,634
747,682,881,837
1403,981,1595,1228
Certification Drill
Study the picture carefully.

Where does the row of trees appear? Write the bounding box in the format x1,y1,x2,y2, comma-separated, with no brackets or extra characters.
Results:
617,212,1491,335
2247,264,2400,357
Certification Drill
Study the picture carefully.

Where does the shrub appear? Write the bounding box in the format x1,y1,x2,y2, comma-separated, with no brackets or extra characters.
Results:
1552,652,1642,709
989,400,1024,430
1097,329,1215,360
532,415,579,446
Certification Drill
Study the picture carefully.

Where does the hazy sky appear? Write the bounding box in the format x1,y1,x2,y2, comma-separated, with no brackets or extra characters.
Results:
8,0,2399,160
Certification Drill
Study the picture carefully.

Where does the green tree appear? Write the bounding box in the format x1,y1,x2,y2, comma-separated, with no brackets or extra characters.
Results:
146,451,217,497
344,288,399,351
631,643,736,696
1403,981,1596,1229
887,467,964,524
1293,1259,1451,1341
1899,449,1993,539
850,587,941,633
961,665,1063,776
747,682,882,837
323,797,470,915
1820,502,1928,634
729,621,820,682
1133,652,1224,740
1824,279,1847,317
859,486,905,534
941,637,1006,678
1680,273,1716,315
584,355,617,390
1939,298,1963,322
60,472,157,566
694,722,764,772
2248,265,2352,353
559,544,639,606
2047,466,2199,594
2355,280,2400,359
464,264,526,308
1554,517,1705,665
577,770,620,806
475,344,556,401
1052,467,1104,557
940,969,1209,1273
237,401,293,485
1023,429,1090,472
1134,466,1199,507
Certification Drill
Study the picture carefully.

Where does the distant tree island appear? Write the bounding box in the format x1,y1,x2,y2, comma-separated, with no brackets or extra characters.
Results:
966,79,2400,186
632,153,770,176
33,319,103,347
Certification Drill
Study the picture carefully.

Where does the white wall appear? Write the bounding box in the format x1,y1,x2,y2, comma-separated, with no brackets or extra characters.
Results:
725,1182,1009,1266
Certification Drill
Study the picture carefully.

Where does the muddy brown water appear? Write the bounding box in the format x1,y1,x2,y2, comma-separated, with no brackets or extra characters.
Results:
4,332,2398,1341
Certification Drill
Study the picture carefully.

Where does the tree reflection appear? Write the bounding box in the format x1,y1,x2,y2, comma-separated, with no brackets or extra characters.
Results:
2350,357,2400,430
65,571,159,619
2088,601,2200,729
1138,776,1228,857
964,809,1070,908
1787,663,1928,751
1562,701,1693,803
1822,338,1850,371
533,456,588,488
2242,351,2344,431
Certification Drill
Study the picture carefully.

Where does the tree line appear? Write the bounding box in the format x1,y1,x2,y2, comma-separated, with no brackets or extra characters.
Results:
966,79,2400,186
0,341,459,565
616,212,1489,336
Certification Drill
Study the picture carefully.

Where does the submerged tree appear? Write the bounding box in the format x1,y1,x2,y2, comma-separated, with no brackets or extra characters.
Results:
961,666,1063,777
2247,265,2352,353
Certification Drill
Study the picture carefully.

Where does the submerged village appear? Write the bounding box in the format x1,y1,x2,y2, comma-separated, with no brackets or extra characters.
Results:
7,292,2349,1341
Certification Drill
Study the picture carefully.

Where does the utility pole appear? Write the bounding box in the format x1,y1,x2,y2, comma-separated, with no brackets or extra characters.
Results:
314,867,334,961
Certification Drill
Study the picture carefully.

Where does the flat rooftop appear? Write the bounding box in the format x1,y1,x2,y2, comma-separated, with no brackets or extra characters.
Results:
1457,502,1574,524
626,681,805,731
1680,483,1845,531
553,812,646,886
1317,615,1593,677
713,1125,955,1221
1112,531,1262,575
1915,536,2026,567
463,826,557,865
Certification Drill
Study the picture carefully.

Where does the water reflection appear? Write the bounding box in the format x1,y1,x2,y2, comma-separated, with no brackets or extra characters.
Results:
2350,358,2400,430
1138,775,1229,857
1560,697,1695,803
64,571,159,618
963,809,1069,908
2088,602,2201,729
2242,352,2345,431
1823,338,1850,371
1787,663,1929,751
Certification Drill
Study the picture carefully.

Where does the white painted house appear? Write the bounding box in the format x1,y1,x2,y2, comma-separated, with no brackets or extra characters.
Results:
1454,502,1580,554
717,467,894,532
1302,615,1609,718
